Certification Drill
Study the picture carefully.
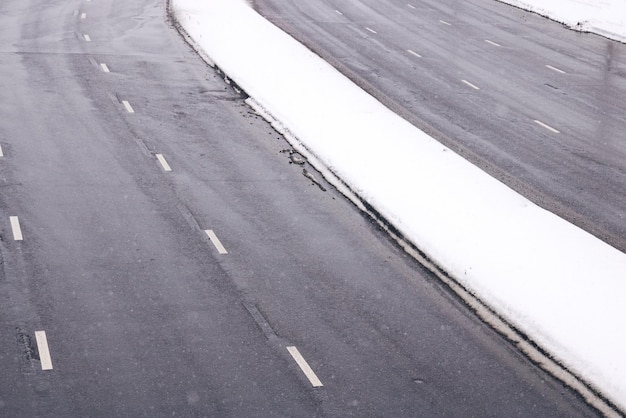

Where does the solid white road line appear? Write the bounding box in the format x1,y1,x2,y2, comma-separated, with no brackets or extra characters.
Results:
287,346,323,387
461,79,480,90
407,49,422,58
81,13,86,19
546,64,566,74
35,331,53,370
10,216,23,241
534,119,560,133
485,39,501,47
100,63,110,73
365,27,377,34
205,230,228,254
439,20,452,26
156,154,172,172
407,4,416,9
122,100,135,113
335,10,343,16
83,34,91,42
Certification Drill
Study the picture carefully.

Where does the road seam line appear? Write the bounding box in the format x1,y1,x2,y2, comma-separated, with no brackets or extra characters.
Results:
156,154,172,172
35,331,53,370
287,346,323,387
10,216,23,240
534,119,560,133
205,230,228,254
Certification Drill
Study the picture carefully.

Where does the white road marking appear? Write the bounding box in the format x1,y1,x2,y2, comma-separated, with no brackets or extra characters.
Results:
365,27,377,34
407,49,422,58
461,79,480,90
485,39,501,47
100,63,110,73
287,346,323,387
156,154,172,172
335,10,343,16
0,144,4,157
439,20,452,26
546,64,566,74
83,34,91,42
407,4,416,9
10,216,23,241
534,119,560,133
122,100,135,113
35,331,53,370
80,13,87,19
205,230,228,254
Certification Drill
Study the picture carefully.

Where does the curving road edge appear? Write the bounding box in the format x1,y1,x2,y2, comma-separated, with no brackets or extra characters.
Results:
169,0,626,414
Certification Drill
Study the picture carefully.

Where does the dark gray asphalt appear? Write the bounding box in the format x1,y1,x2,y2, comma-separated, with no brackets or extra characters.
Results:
253,0,626,253
0,0,604,416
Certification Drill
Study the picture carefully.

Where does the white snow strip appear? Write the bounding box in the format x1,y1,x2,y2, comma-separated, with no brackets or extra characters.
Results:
546,64,566,74
439,20,452,25
407,49,422,58
498,0,626,43
35,331,53,370
485,39,501,47
100,63,110,73
365,27,377,34
172,0,626,411
534,119,560,133
122,100,134,114
286,346,323,387
461,79,480,90
83,34,91,42
205,230,228,254
156,154,172,172
10,216,23,241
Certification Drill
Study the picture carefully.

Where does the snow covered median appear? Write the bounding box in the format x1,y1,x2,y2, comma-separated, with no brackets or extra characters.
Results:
170,0,626,412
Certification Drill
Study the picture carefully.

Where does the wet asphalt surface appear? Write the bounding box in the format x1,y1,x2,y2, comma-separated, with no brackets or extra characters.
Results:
0,0,605,416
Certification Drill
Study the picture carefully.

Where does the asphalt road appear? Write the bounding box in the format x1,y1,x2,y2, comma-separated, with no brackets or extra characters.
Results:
254,0,626,253
0,0,604,416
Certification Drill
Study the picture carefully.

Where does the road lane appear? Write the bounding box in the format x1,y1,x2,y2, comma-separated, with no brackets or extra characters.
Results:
0,0,604,415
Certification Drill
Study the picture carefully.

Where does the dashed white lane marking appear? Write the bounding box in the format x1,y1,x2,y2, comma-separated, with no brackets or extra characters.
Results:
335,10,343,16
35,331,53,370
10,216,23,241
205,230,228,254
485,39,501,47
534,119,560,133
83,34,91,42
546,64,566,74
100,63,110,73
407,49,422,58
461,79,480,90
80,13,86,19
0,145,4,157
407,4,416,9
439,20,452,26
287,346,323,387
365,27,377,34
156,154,172,172
122,100,135,113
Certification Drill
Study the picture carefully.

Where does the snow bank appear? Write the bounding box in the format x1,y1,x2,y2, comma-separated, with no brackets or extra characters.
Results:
499,0,626,42
171,0,626,412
